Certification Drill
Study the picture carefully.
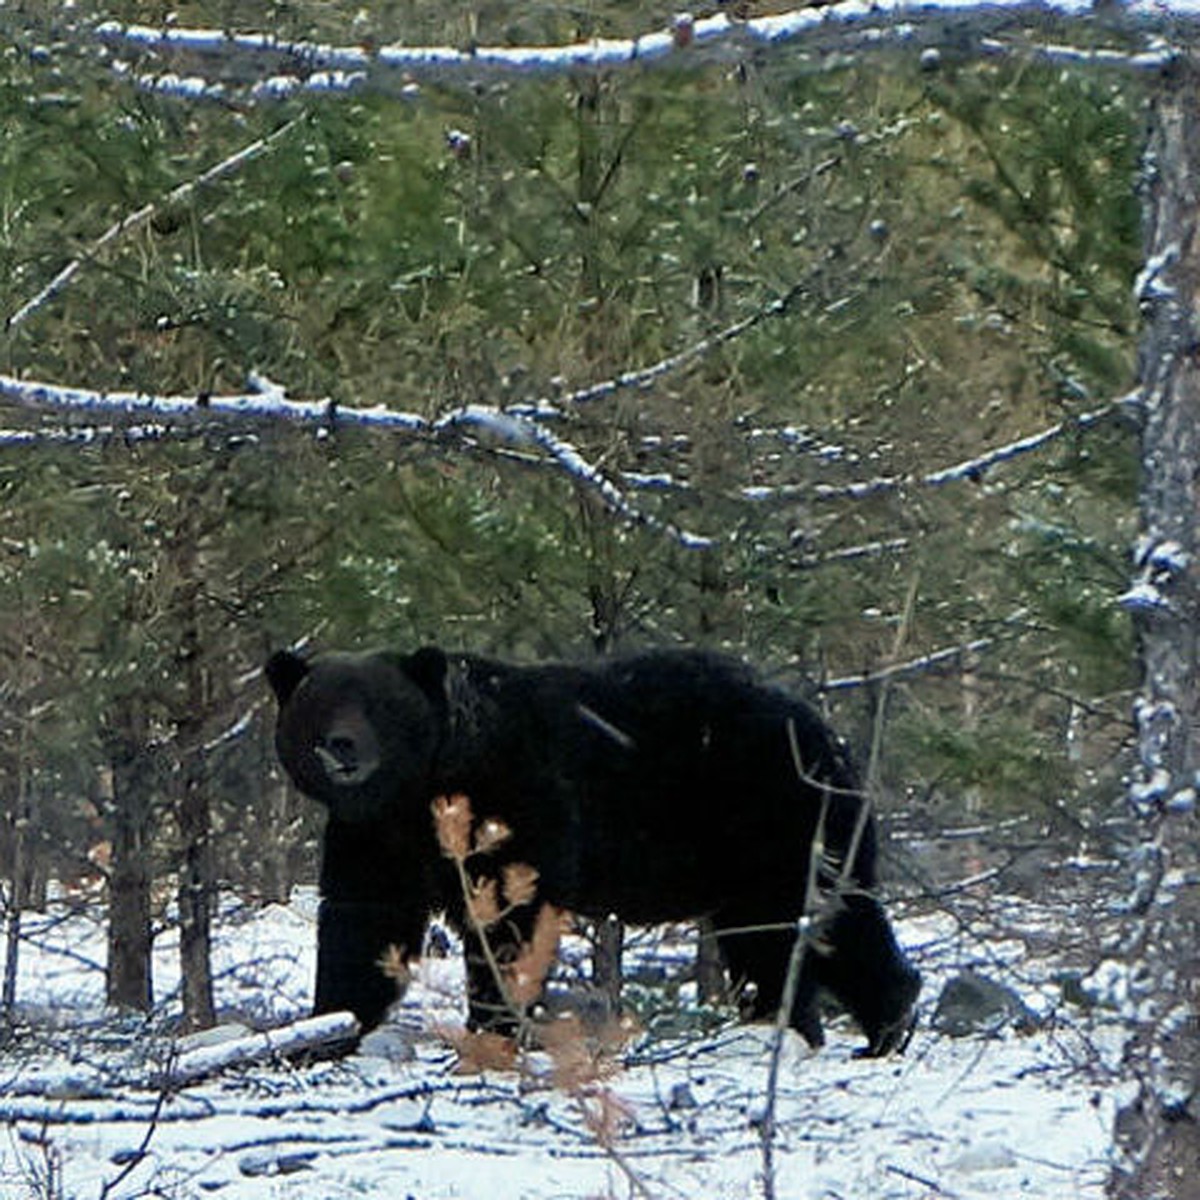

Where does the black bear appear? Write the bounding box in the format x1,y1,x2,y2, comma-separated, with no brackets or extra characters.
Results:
266,646,920,1056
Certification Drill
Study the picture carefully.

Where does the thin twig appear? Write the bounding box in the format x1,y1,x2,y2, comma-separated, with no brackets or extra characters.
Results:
5,116,306,332
449,856,538,1044
866,572,920,794
437,801,659,1197
98,1057,172,1198
819,635,995,693
744,389,1140,505
759,722,835,1200
550,279,808,408
574,1094,656,1200
760,583,922,1198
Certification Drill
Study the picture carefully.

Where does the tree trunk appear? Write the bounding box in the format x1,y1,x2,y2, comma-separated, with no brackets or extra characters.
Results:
262,771,296,905
696,917,726,1005
1,715,32,1014
176,521,216,1031
104,701,155,1013
178,750,215,1030
1112,58,1200,1200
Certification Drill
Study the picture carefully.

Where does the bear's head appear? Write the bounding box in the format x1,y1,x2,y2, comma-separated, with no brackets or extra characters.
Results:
266,647,449,823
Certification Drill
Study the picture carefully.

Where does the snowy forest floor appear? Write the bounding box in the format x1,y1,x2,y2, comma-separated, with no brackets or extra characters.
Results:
0,860,1130,1200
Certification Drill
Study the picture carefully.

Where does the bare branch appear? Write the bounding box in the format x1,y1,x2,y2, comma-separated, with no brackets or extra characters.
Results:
5,119,306,333
744,390,1141,505
819,635,997,694
545,280,807,410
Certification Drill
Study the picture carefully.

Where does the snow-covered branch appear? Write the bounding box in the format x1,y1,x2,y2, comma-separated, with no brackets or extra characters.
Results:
157,1012,360,1086
0,371,1142,544
87,1,1193,105
0,372,419,430
437,405,714,548
2,272,818,549
744,390,1141,504
820,635,996,693
790,536,911,569
0,373,712,549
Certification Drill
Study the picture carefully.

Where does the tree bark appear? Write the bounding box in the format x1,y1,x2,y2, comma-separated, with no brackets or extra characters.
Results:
1112,57,1200,1200
178,746,215,1030
104,699,155,1012
1,756,28,1013
261,768,297,905
176,516,216,1032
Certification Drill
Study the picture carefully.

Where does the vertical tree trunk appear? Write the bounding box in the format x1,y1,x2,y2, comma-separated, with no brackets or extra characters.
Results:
1112,58,1200,1199
176,521,216,1031
261,771,296,905
1,749,28,1013
696,917,727,1005
178,743,215,1030
105,700,154,1012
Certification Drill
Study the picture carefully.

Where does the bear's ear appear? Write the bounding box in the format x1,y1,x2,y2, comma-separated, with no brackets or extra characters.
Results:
402,645,450,702
265,649,310,704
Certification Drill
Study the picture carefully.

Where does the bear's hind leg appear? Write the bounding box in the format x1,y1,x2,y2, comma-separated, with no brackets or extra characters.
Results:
714,918,825,1049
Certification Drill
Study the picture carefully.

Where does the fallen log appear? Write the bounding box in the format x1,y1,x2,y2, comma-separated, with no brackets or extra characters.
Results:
157,1012,360,1087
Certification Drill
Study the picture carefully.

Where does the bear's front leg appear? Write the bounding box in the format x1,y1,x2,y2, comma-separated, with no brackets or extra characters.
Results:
316,816,435,1034
314,898,428,1031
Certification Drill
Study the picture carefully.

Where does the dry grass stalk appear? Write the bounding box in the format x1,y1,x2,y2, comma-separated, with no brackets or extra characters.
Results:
428,793,653,1195
540,1011,638,1092
436,1026,520,1074
502,902,568,1006
376,944,413,989
432,792,472,860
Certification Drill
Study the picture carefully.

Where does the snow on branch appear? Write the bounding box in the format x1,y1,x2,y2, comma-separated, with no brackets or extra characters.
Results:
0,372,1142,542
744,389,1141,505
790,536,911,569
0,373,712,549
820,635,996,693
920,392,1141,485
0,371,420,430
437,405,714,547
156,1012,360,1087
87,0,1192,102
2,275,812,546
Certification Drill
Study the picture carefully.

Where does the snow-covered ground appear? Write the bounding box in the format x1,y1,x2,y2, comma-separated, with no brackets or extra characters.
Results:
0,884,1126,1199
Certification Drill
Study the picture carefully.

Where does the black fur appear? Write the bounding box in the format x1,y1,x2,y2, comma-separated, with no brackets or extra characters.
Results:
267,646,920,1055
